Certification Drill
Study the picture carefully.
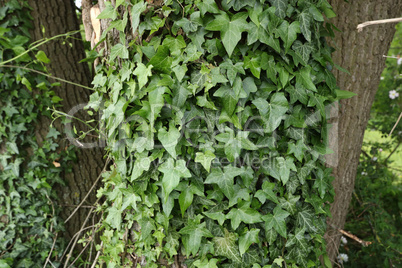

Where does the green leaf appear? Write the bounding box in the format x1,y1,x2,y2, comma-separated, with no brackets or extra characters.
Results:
336,89,357,99
35,50,50,63
131,1,147,33
148,45,172,74
226,202,262,230
193,258,219,268
269,0,288,19
313,169,330,198
213,229,242,263
276,157,297,185
296,205,317,232
205,166,243,200
297,66,317,92
309,6,324,21
105,206,122,230
197,0,220,16
286,84,308,105
255,181,279,204
206,12,248,57
287,140,307,162
195,150,216,172
262,206,290,238
239,228,260,256
97,1,118,20
159,159,191,202
110,43,129,61
163,35,186,56
276,20,300,53
308,92,326,117
244,55,261,79
133,62,153,89
292,40,314,64
261,93,289,133
158,124,180,159
179,183,204,216
179,220,213,256
298,11,312,42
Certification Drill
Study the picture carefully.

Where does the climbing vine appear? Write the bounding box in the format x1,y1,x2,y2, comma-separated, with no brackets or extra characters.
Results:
89,0,347,267
0,0,74,266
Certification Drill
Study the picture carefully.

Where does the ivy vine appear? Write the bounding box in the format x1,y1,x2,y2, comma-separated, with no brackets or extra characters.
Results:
89,0,347,267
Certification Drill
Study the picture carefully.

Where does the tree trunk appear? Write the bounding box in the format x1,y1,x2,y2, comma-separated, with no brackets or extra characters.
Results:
325,0,401,262
27,0,105,242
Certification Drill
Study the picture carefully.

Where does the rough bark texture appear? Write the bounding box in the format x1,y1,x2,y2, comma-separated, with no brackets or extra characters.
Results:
325,0,401,262
27,0,105,241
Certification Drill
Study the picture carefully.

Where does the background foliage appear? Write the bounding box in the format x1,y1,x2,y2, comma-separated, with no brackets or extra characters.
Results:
0,1,72,266
339,23,402,268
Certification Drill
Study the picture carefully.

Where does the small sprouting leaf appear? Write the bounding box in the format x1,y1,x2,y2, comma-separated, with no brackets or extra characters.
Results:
35,50,50,63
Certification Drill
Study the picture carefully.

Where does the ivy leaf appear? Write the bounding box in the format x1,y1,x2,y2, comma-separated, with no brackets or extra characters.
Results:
131,1,147,33
179,220,213,256
287,140,307,162
292,40,314,64
213,229,242,263
269,0,288,19
298,11,312,42
286,84,308,105
309,6,324,21
239,228,260,256
296,205,317,232
163,35,186,57
279,193,300,215
276,20,300,53
179,183,204,216
110,43,129,61
205,166,243,200
193,258,219,268
97,1,118,20
159,159,191,203
133,63,153,89
226,202,262,230
197,0,220,16
255,181,279,204
276,157,297,185
206,12,248,57
148,45,172,74
285,227,308,253
296,66,317,92
308,92,326,118
195,150,216,172
244,55,261,79
262,206,290,238
313,168,330,198
262,93,289,133
105,206,122,230
158,124,181,159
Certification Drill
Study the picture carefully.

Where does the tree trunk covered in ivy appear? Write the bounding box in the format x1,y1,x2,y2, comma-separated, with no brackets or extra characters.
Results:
27,0,105,240
325,0,401,262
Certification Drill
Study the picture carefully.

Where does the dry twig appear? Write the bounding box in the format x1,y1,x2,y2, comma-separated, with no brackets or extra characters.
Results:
357,18,402,32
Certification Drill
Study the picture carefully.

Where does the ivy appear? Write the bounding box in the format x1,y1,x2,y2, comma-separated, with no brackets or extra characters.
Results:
90,0,343,266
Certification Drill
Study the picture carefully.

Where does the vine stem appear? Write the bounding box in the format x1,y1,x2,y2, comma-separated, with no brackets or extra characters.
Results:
1,65,93,91
0,30,81,66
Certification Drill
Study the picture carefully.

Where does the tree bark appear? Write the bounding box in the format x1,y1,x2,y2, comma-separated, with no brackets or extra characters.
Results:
27,0,105,242
325,0,401,262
